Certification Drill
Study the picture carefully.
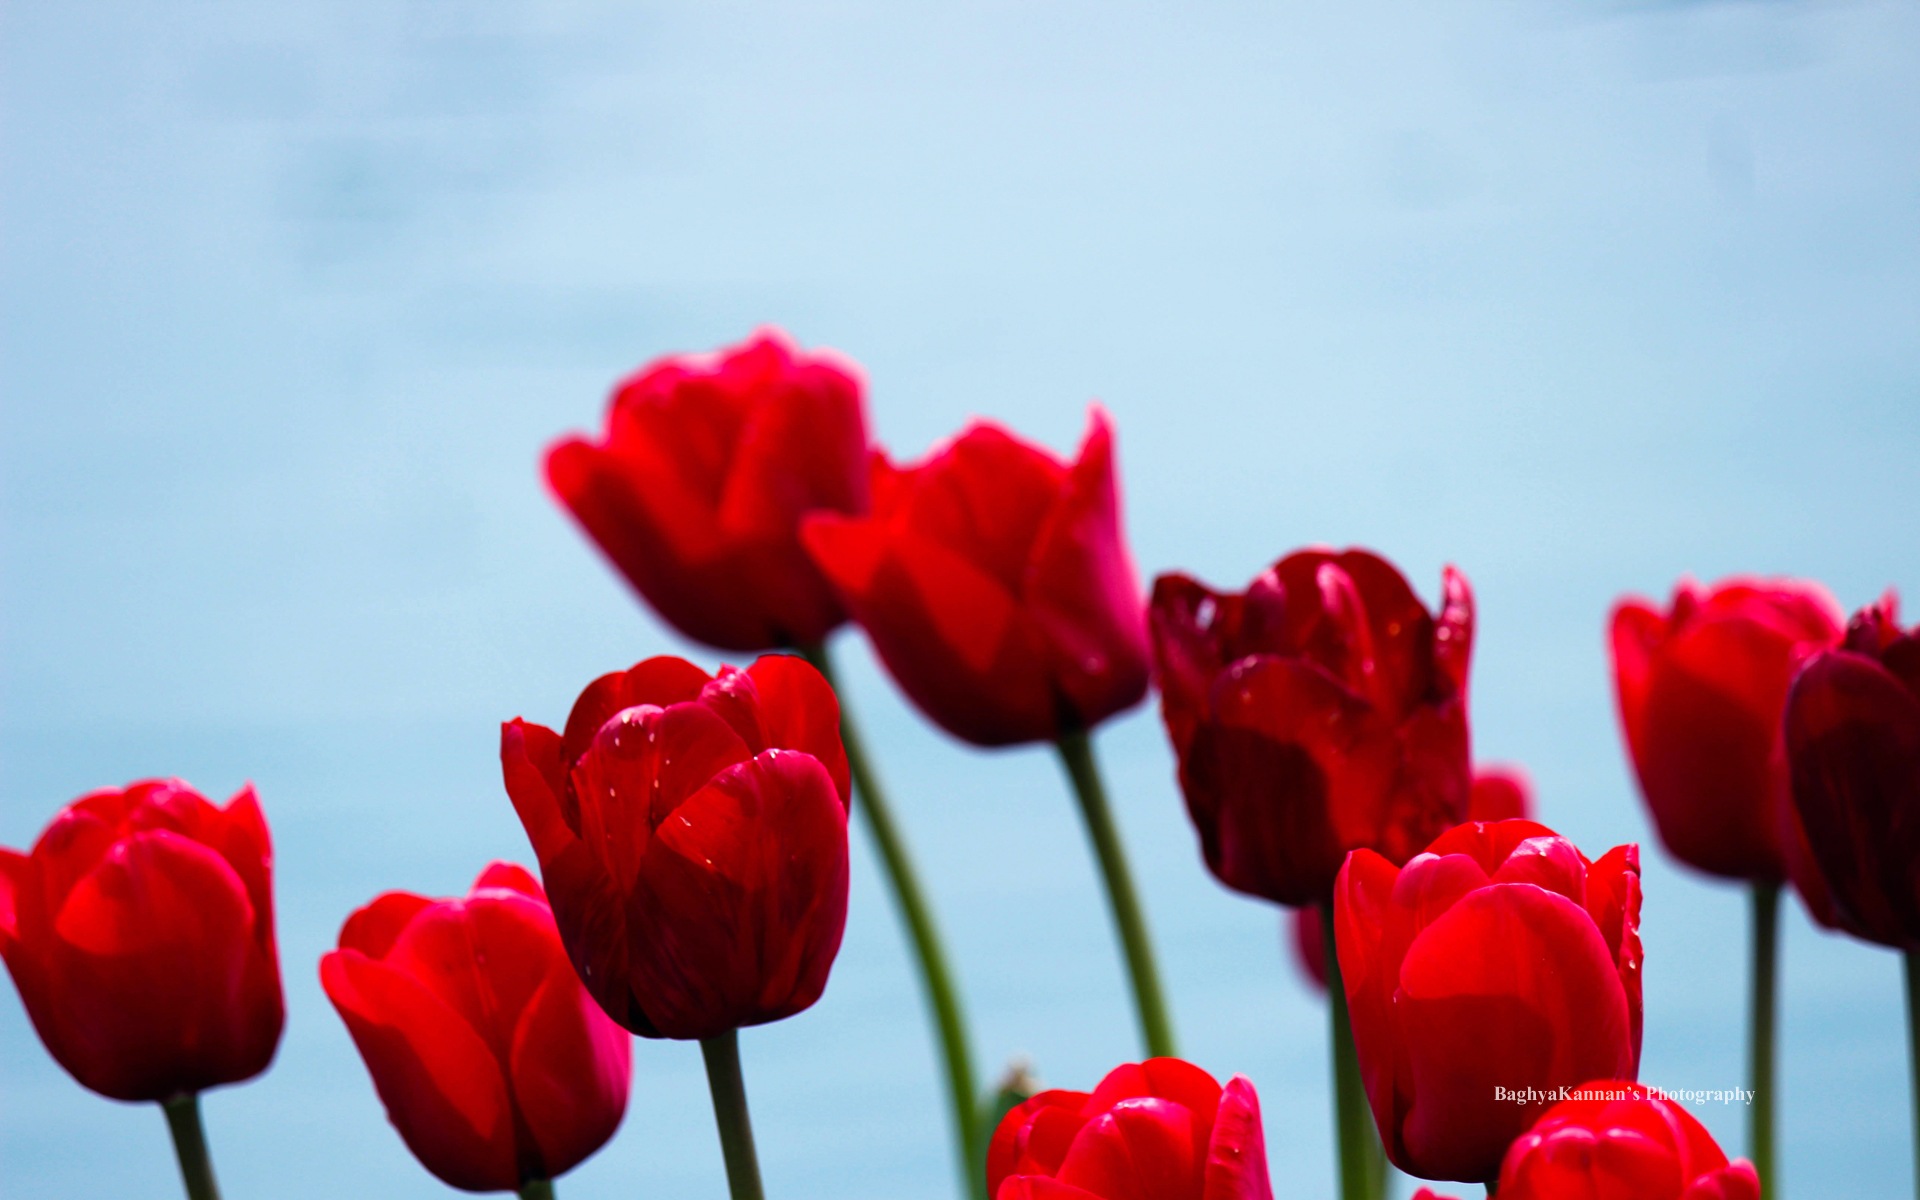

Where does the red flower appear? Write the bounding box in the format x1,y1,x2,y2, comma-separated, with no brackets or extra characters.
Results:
1292,765,1534,990
0,780,283,1102
500,654,851,1039
1493,1082,1758,1199
1784,593,1920,950
1334,819,1642,1183
321,863,631,1193
545,328,870,651
1610,577,1843,883
1149,548,1474,907
801,406,1149,747
986,1058,1272,1200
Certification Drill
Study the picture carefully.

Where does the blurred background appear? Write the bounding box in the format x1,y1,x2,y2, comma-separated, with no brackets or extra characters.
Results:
3,1,1918,1196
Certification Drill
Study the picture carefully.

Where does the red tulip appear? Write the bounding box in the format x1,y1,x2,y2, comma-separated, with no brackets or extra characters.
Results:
1292,765,1534,990
1150,548,1474,907
500,653,851,1039
322,863,631,1193
545,328,870,651
1493,1082,1758,1199
800,406,1149,747
1784,593,1920,950
1334,819,1643,1183
1610,577,1843,883
986,1058,1272,1200
0,780,283,1101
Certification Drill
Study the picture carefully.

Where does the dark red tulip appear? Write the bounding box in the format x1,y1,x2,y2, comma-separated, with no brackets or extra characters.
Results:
1334,819,1643,1183
1610,577,1843,884
1785,593,1920,950
1494,1082,1758,1199
800,406,1150,747
1150,548,1474,907
0,780,283,1101
986,1058,1272,1200
501,653,851,1040
1292,764,1534,990
545,328,870,651
322,863,631,1193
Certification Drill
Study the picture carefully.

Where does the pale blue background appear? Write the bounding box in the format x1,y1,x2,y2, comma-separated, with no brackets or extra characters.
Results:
3,1,1918,1196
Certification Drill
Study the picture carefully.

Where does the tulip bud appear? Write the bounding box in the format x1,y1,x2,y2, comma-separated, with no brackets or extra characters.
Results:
802,406,1150,747
0,780,284,1103
546,328,871,651
501,653,851,1039
322,863,631,1193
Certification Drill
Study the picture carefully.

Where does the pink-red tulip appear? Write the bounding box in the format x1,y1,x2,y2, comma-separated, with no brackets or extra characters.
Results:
546,328,870,651
986,1058,1272,1200
1610,577,1842,884
322,863,631,1193
0,780,283,1102
801,406,1149,747
1293,765,1534,990
1150,548,1474,907
1785,593,1920,950
501,654,851,1039
1335,819,1643,1183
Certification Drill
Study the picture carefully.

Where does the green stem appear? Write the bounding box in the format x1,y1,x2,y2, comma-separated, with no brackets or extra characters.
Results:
1905,950,1919,1200
799,642,983,1200
1750,881,1780,1200
700,1031,765,1200
160,1093,221,1200
1055,729,1176,1059
519,1179,555,1200
1320,904,1374,1200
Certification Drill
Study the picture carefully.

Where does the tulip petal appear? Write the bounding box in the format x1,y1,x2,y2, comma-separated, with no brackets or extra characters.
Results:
339,892,433,960
1785,649,1920,949
1394,884,1636,1182
1682,1161,1761,1200
0,848,25,951
508,951,631,1179
321,949,519,1192
560,658,714,775
1204,1075,1274,1200
743,654,853,807
385,891,555,1056
1055,1097,1208,1200
997,1179,1106,1200
988,1090,1091,1189
474,861,545,901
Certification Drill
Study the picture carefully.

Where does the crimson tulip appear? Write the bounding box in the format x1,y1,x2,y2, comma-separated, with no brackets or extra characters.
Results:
0,779,283,1102
322,863,631,1193
1150,548,1474,908
986,1058,1272,1200
545,328,870,651
1784,593,1920,950
1610,577,1843,883
500,653,851,1040
1495,1082,1758,1199
1293,764,1534,990
800,405,1149,747
1334,819,1643,1183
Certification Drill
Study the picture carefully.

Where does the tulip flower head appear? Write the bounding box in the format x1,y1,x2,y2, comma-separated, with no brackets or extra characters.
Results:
0,779,283,1102
986,1058,1272,1200
546,328,871,651
1334,819,1643,1183
501,653,851,1039
322,863,631,1193
1610,577,1843,884
801,405,1150,747
1785,592,1920,950
1150,548,1475,907
1493,1082,1758,1199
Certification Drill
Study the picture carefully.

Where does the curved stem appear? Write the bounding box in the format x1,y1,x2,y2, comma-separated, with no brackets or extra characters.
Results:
1905,950,1919,1200
1749,882,1780,1200
799,642,983,1200
1055,729,1176,1058
701,1031,766,1200
1320,904,1374,1200
518,1179,555,1200
161,1093,221,1200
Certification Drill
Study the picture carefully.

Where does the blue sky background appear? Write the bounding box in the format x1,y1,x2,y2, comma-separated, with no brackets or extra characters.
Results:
3,1,1918,1196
